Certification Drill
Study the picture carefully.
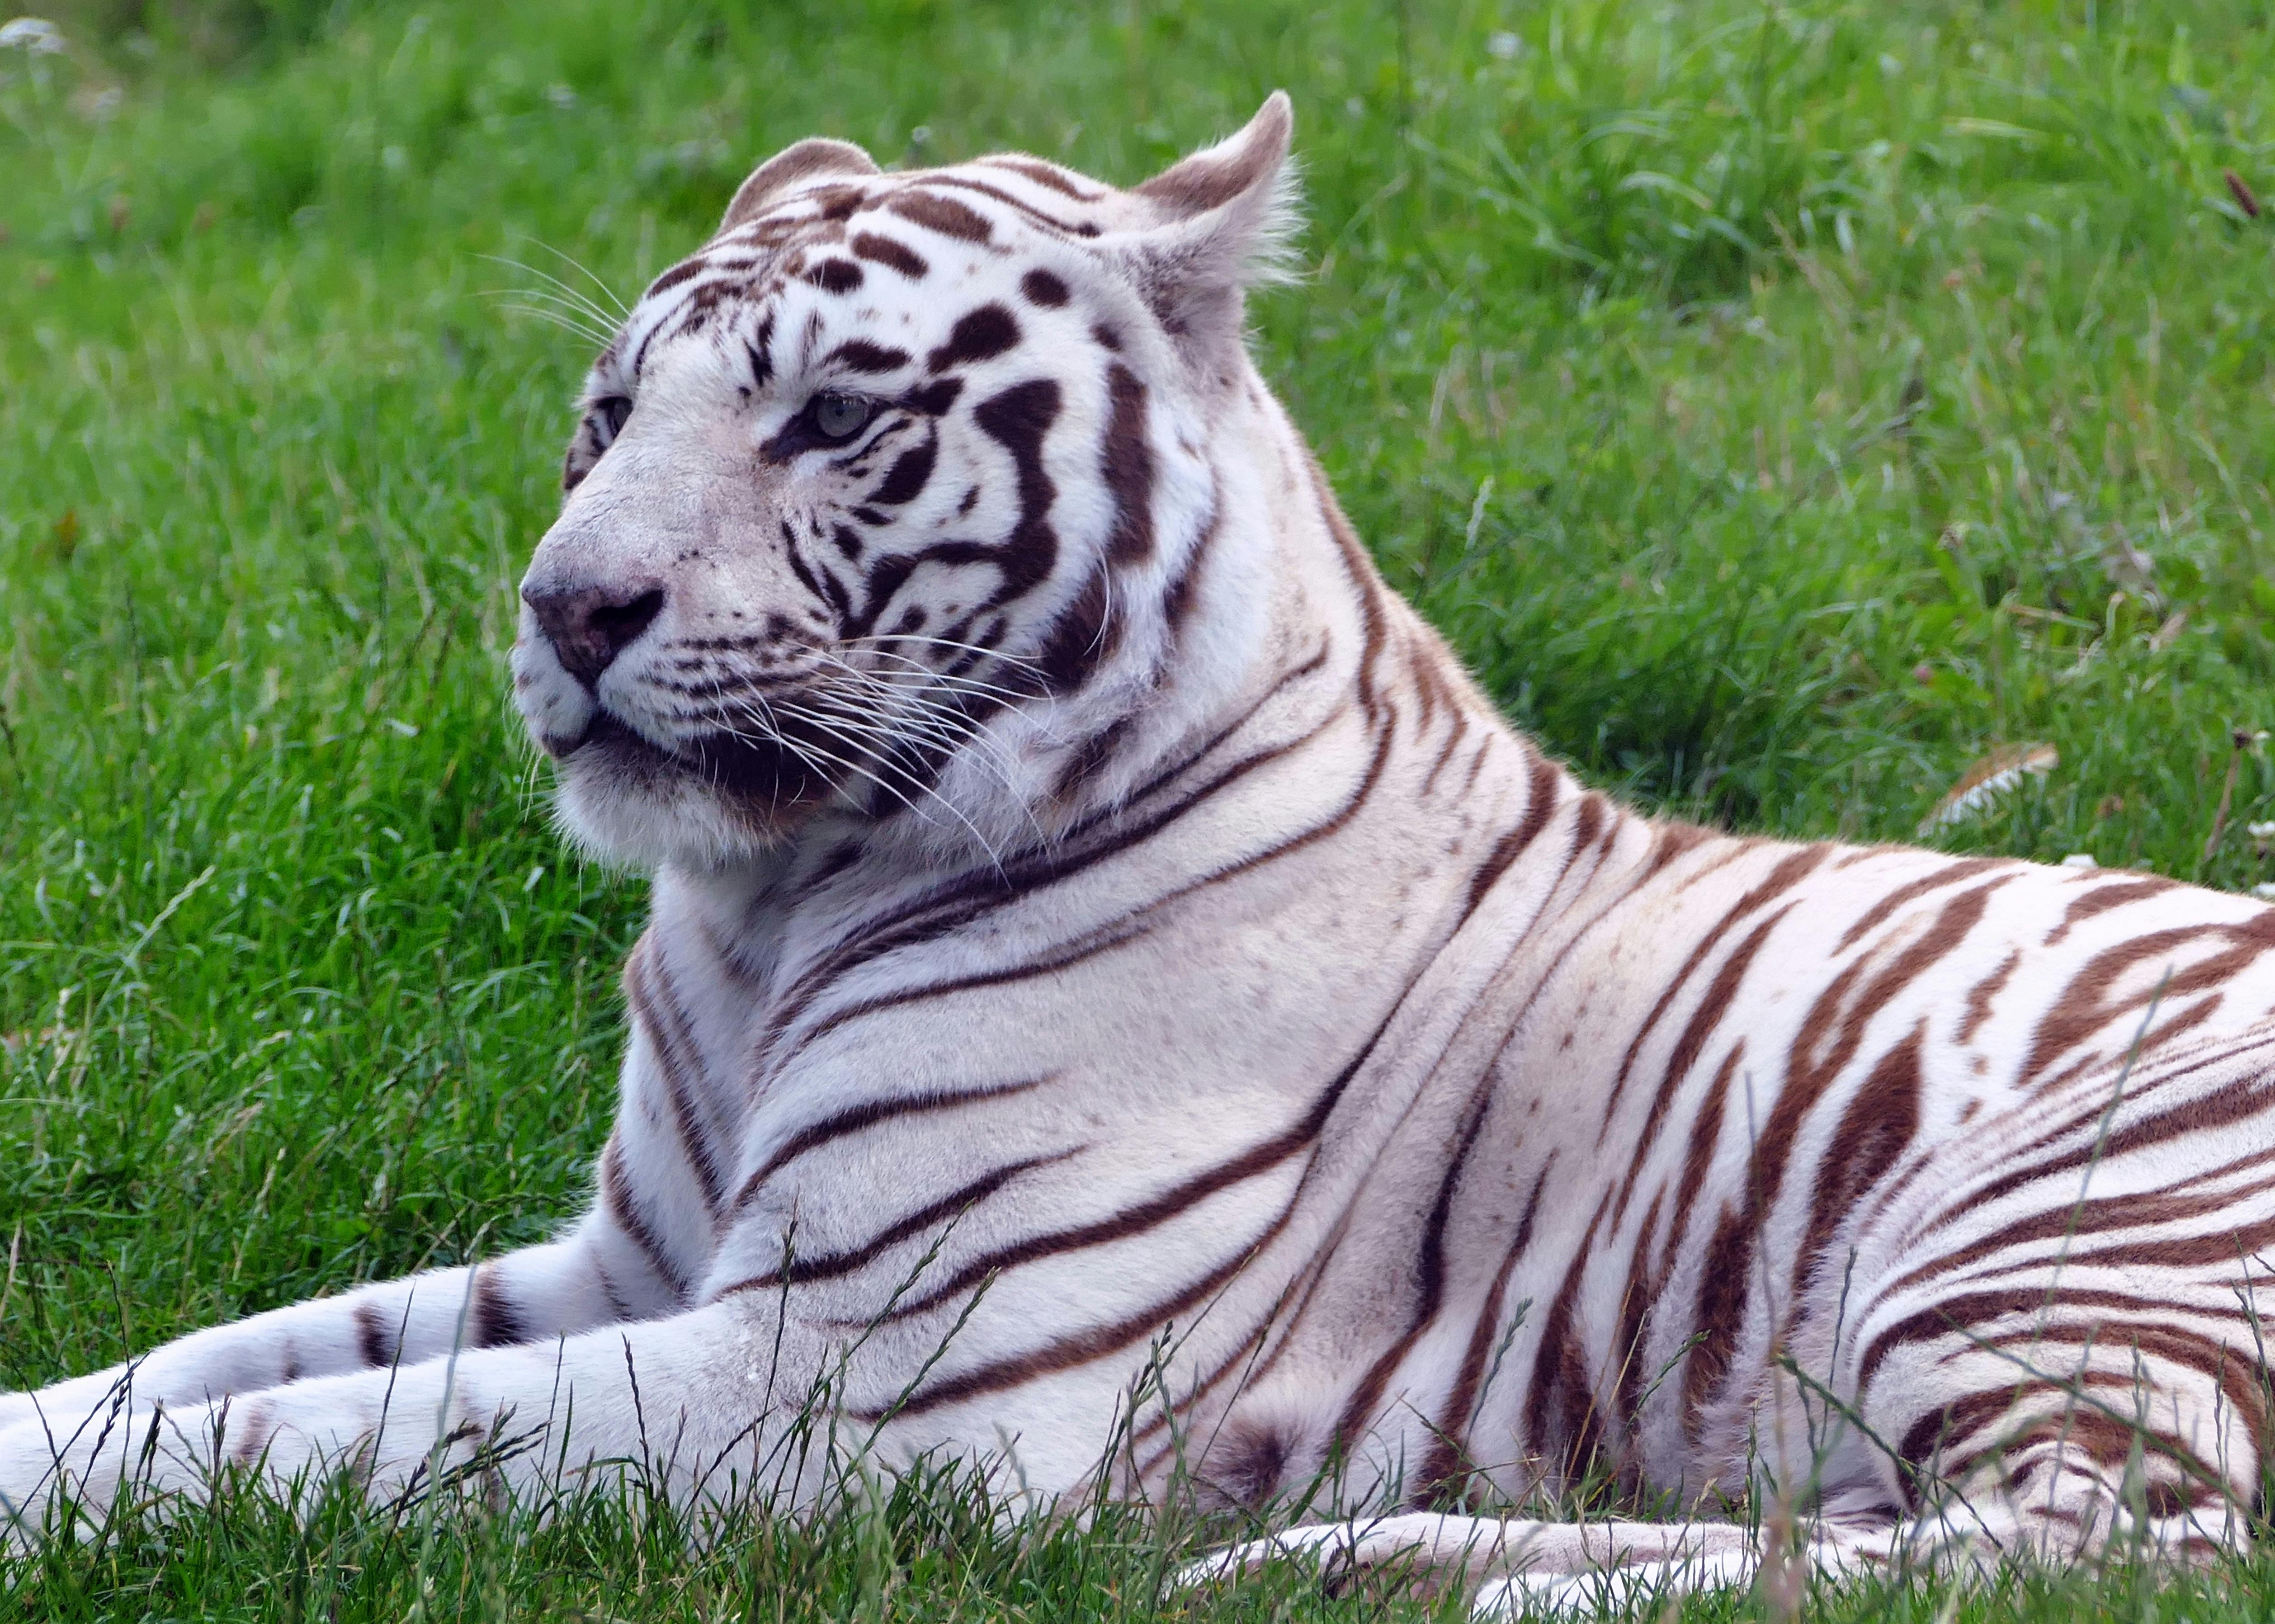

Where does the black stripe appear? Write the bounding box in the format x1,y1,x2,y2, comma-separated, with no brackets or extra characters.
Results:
830,339,909,373
750,642,1337,1075
601,1137,690,1300
971,378,1061,605
470,1265,528,1350
850,231,928,278
776,700,1389,1073
626,946,726,1213
720,1152,1076,1292
1460,750,1562,919
900,174,1101,239
871,434,937,505
734,1076,1052,1209
927,304,1020,373
1036,563,1117,691
353,1301,394,1369
1100,364,1155,566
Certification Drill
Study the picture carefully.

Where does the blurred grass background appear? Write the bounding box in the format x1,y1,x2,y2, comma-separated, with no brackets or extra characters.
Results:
2,0,2273,1615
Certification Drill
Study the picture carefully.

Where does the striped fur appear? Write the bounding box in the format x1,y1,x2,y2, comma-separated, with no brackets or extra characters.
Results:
7,97,2275,1603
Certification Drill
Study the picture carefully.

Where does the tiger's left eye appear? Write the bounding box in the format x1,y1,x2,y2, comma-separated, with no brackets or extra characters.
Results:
808,392,875,441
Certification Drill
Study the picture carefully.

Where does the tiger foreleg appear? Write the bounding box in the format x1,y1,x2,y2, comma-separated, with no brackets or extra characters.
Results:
0,1295,840,1542
0,1225,661,1449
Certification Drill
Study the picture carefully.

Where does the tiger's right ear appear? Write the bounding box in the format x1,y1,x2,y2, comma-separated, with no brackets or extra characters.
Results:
721,138,881,232
1116,93,1300,379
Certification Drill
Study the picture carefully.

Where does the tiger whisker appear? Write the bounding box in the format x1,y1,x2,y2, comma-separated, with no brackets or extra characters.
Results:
479,254,630,331
500,239,633,320
808,657,1022,755
492,298,618,349
478,280,620,331
822,647,1038,710
787,691,1001,793
766,702,1005,864
806,686,1051,850
798,689,972,763
717,694,932,829
839,633,1049,680
808,660,1009,744
804,670,1034,802
758,685,1014,859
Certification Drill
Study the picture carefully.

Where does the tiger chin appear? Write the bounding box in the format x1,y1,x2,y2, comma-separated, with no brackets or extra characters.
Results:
9,93,2275,1609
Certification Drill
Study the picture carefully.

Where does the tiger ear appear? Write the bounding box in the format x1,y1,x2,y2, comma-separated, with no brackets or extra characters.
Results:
1118,92,1300,375
721,137,881,232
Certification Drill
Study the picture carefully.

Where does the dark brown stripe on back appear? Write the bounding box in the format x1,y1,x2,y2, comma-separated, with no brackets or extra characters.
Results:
2045,875,2181,947
2020,915,2275,1086
1835,858,2001,953
1958,948,2021,1044
1461,751,1565,920
1600,846,1827,1120
1610,907,1795,1228
1790,1022,1924,1303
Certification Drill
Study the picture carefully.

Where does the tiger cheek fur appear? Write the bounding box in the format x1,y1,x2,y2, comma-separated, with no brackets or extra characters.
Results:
8,92,2275,1606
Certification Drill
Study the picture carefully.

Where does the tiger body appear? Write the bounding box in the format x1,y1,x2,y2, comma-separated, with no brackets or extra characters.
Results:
6,95,2274,1598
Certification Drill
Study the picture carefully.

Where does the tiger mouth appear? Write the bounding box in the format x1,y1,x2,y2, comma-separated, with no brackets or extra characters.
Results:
562,709,834,809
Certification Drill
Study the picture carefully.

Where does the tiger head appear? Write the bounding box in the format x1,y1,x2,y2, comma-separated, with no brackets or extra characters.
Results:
513,95,1299,872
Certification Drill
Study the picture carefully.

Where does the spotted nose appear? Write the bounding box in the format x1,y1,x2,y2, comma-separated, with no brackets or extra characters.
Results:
522,580,666,689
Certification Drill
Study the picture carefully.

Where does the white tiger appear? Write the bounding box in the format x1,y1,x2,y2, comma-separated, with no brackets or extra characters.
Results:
7,95,2275,1610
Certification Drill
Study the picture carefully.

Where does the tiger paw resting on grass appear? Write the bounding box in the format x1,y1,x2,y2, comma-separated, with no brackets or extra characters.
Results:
7,93,2275,1608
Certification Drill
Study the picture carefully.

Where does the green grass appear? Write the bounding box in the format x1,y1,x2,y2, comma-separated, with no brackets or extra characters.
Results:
1,0,2272,1615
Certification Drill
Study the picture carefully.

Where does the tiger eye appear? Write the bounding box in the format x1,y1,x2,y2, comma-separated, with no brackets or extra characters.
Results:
810,392,874,440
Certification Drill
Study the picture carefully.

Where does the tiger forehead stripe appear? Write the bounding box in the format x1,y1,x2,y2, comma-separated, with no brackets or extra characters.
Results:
849,231,928,278
1020,269,1070,307
884,189,991,242
977,155,1107,200
827,340,908,373
804,258,863,293
926,304,1020,373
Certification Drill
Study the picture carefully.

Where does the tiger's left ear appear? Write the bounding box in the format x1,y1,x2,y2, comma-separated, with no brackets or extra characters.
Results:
721,137,881,233
1118,92,1300,376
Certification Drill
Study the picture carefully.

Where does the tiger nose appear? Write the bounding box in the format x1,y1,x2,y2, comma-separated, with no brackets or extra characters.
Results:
522,580,666,689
